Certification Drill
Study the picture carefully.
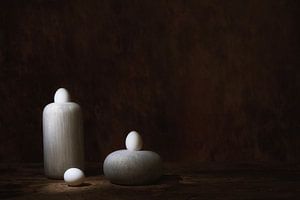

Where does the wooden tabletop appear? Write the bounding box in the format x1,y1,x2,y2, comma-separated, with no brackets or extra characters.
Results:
1,162,299,199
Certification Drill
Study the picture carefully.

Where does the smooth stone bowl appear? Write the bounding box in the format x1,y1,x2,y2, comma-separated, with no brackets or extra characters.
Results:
103,150,163,185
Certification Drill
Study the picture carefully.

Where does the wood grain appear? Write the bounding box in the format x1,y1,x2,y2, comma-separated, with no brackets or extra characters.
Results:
0,163,299,199
0,0,299,163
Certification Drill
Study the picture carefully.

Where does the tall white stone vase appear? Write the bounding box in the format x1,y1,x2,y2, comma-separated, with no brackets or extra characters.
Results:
43,88,84,179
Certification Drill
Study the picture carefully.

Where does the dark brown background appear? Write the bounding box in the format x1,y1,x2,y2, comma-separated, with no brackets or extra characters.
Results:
0,0,299,164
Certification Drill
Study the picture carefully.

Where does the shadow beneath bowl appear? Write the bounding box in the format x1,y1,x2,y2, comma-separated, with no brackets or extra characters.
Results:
159,174,182,184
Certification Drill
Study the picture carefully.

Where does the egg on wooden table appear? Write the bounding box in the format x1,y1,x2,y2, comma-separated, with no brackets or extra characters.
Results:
125,131,143,151
64,168,85,186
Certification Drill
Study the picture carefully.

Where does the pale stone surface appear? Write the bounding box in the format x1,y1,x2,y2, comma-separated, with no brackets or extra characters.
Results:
103,150,163,185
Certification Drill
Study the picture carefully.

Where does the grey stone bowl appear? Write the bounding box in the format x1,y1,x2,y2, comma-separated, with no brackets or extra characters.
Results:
103,150,163,185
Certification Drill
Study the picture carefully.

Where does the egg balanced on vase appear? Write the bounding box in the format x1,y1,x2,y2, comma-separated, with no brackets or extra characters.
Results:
103,131,163,185
43,88,84,179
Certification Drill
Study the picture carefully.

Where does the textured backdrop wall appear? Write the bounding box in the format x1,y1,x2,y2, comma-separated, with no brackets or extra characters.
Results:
0,0,299,163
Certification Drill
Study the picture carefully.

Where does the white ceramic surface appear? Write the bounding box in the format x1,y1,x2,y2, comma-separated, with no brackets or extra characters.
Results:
43,88,84,179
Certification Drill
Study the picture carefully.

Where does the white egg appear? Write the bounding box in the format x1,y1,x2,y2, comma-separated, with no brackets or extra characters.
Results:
54,88,70,103
125,131,143,151
64,168,85,186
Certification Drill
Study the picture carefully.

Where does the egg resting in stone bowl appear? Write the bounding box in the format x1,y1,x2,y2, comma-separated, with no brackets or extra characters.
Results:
103,131,163,185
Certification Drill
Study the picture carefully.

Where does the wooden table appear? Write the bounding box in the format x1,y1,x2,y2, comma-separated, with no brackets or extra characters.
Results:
1,162,299,199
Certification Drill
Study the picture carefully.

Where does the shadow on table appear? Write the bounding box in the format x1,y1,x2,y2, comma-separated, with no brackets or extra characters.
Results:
0,182,27,199
67,182,92,187
159,174,182,185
